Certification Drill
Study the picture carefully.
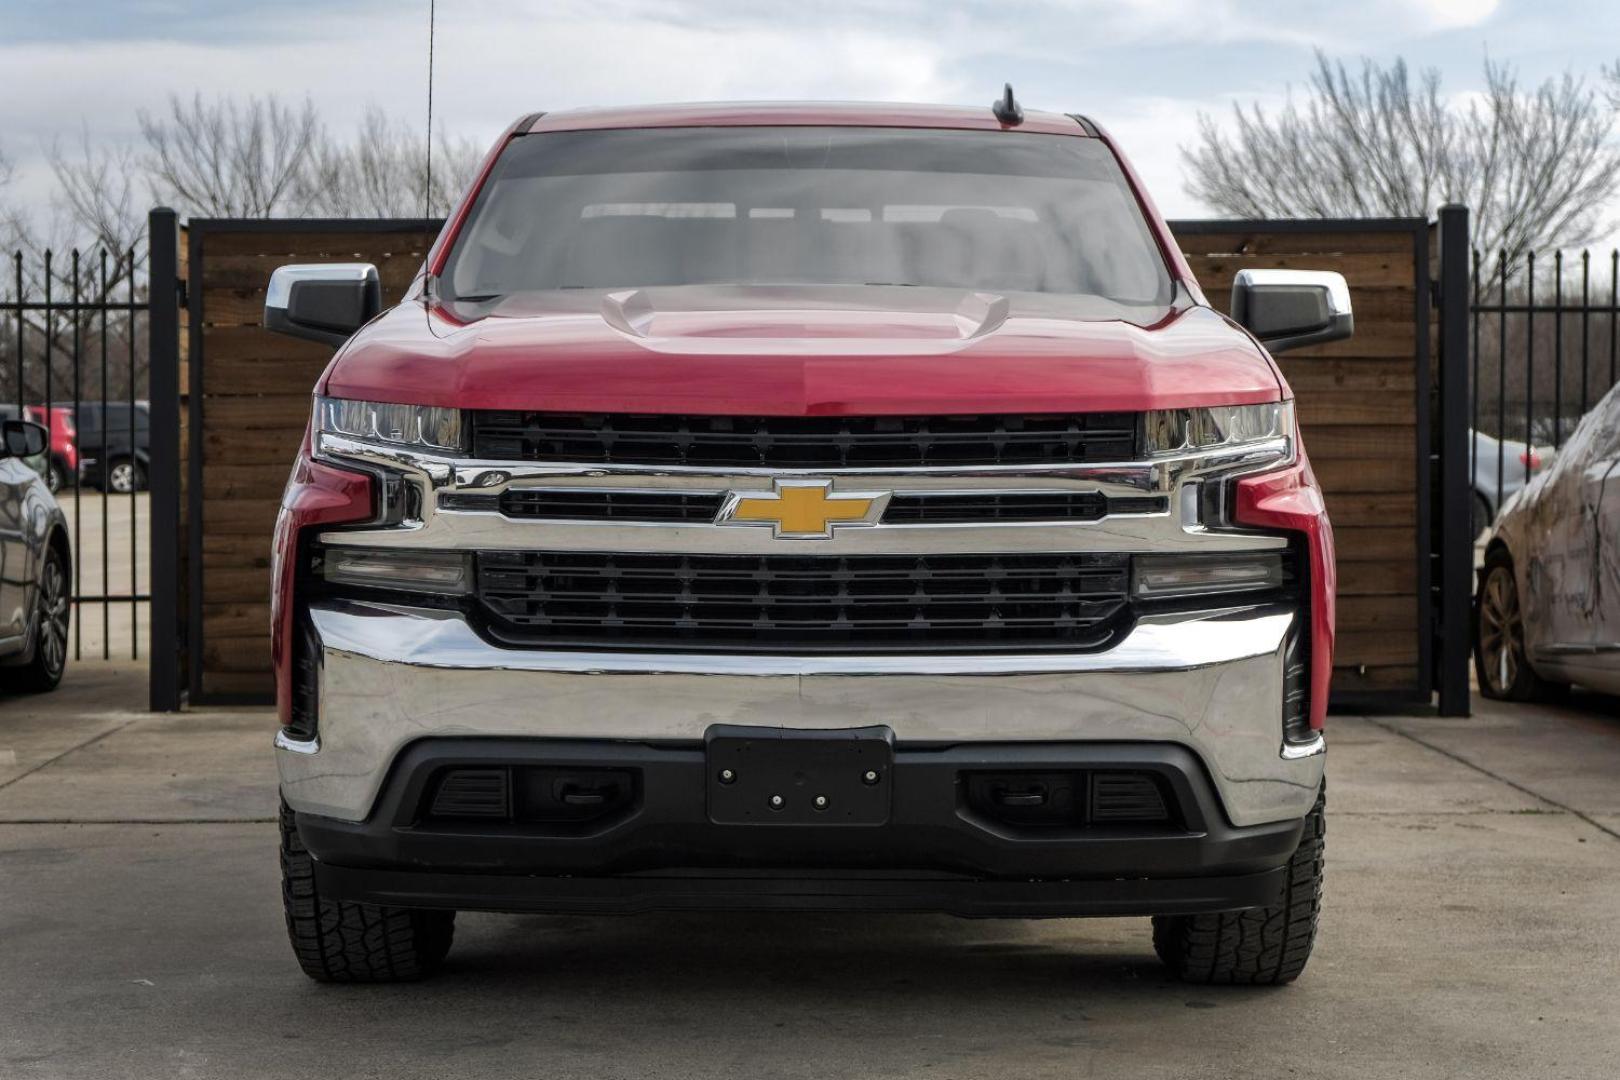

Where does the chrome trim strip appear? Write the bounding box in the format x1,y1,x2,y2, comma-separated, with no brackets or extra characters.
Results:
316,431,1292,483
1280,733,1325,760
273,730,321,755
312,431,1293,556
306,600,1294,677
1535,641,1620,656
1235,269,1352,316
319,514,1285,555
266,264,378,310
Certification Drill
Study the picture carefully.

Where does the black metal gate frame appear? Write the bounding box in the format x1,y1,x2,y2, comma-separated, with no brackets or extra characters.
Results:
148,208,181,710
1436,206,1472,718
143,211,1474,716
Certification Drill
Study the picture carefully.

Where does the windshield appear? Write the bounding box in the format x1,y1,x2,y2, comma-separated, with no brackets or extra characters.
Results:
442,126,1174,306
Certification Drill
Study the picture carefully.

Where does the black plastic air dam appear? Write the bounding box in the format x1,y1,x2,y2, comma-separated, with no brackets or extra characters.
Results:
311,863,1289,918
294,737,1307,918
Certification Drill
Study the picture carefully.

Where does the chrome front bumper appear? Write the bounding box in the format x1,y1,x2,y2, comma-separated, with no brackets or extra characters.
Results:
276,600,1323,828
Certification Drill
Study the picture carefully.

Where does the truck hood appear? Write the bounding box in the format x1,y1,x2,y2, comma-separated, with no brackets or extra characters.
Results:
320,284,1284,414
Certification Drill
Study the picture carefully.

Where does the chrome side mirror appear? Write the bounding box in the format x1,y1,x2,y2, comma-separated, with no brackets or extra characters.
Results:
264,263,382,348
1231,269,1354,354
0,419,47,459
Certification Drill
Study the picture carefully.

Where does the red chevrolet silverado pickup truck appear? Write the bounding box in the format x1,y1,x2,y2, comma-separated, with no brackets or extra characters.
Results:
265,97,1348,985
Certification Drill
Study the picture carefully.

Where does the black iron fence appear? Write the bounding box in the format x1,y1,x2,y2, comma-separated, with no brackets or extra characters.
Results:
1470,246,1620,516
1,238,150,661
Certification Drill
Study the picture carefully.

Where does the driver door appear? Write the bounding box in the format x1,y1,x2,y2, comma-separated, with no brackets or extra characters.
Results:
1529,388,1620,692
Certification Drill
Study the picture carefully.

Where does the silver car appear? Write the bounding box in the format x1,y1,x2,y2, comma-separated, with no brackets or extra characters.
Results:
1470,430,1552,538
0,418,71,692
1475,383,1620,699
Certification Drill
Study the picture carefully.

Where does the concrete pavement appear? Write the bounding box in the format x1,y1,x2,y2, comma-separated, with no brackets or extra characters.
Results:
2,667,1618,1079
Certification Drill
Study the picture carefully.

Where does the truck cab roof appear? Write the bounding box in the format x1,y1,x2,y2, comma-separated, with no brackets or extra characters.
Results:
520,101,1099,138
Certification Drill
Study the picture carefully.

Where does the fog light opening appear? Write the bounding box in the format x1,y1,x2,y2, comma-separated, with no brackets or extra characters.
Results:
1132,553,1284,601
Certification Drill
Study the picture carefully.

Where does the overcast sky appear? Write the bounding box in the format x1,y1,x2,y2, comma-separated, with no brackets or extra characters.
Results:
1,0,1617,225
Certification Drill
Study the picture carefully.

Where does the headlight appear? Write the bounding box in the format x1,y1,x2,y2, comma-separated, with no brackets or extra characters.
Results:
1141,401,1294,460
316,396,463,453
321,546,470,595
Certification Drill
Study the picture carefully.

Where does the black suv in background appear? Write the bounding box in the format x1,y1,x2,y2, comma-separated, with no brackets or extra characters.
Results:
66,401,150,493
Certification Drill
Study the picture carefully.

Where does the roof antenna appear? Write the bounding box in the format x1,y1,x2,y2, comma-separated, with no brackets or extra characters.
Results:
992,83,1024,126
423,0,437,263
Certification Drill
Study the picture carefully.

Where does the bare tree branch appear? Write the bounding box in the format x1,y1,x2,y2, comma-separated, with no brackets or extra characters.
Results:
0,141,24,247
1184,52,1620,274
301,106,481,217
138,92,323,217
47,126,145,267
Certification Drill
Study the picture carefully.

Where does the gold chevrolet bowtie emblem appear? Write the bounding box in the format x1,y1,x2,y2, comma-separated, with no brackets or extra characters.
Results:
720,480,886,539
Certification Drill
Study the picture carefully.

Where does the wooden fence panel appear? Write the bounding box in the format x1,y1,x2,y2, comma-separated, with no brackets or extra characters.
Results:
1176,221,1429,699
186,222,437,701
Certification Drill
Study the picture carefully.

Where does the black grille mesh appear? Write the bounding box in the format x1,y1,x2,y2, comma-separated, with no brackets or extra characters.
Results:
499,489,726,522
1089,772,1170,823
470,412,1137,469
884,492,1166,523
475,551,1131,652
429,769,510,819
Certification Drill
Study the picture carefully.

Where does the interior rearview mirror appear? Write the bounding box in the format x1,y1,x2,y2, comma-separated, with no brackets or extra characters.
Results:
1231,269,1354,354
1,419,48,459
264,263,383,347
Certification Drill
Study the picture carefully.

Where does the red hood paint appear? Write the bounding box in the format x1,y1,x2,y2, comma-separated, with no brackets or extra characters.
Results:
320,287,1283,414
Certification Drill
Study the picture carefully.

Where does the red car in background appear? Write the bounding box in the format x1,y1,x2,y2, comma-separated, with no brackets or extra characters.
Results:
18,402,152,494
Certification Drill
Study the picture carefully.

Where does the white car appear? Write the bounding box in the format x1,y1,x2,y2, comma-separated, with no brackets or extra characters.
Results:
1476,382,1620,699
1470,430,1552,538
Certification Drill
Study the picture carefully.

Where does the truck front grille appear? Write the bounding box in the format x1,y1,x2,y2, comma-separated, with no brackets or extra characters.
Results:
469,412,1137,469
474,551,1132,652
447,489,1168,524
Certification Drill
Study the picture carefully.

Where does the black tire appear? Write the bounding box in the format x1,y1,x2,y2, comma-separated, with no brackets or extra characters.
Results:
45,461,64,494
1471,491,1492,540
106,457,147,494
1152,785,1324,986
279,802,455,983
7,543,69,693
1474,547,1558,701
